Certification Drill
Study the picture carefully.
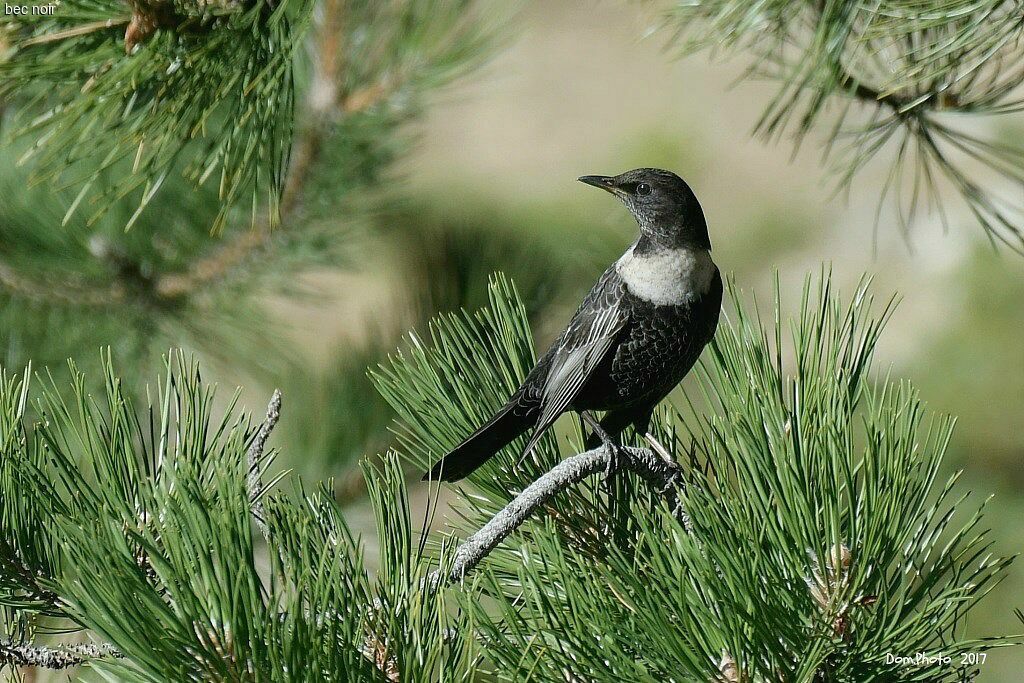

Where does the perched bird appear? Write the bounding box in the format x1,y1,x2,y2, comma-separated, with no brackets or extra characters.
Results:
424,168,722,482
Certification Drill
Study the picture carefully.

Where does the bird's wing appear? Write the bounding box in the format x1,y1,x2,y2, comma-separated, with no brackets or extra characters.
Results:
520,268,629,457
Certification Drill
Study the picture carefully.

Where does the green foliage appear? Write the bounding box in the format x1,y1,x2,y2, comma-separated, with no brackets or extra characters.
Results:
0,0,503,232
378,273,1020,681
0,145,358,384
2,3,1023,677
0,353,476,681
0,0,505,427
658,0,1024,249
1,273,1021,681
1,0,314,232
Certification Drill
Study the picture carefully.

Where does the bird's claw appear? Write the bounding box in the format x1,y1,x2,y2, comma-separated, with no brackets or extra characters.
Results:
603,442,622,483
656,469,681,496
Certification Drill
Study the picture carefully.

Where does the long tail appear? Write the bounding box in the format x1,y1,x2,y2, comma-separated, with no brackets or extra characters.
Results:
423,402,536,482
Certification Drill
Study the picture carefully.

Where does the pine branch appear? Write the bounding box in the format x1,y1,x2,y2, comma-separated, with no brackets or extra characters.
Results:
437,444,688,585
0,546,59,608
0,639,121,670
151,230,271,301
0,1,502,389
149,86,390,300
0,261,123,309
145,0,414,301
0,357,481,678
151,0,363,300
0,0,313,232
2,270,1020,677
376,271,1021,679
1,382,286,672
247,389,282,543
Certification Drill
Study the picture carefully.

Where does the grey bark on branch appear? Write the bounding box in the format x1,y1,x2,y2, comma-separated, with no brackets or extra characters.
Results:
433,444,690,587
247,388,282,543
0,640,121,669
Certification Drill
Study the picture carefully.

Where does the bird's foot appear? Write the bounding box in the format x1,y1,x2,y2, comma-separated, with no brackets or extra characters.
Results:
603,442,622,483
656,468,681,496
579,412,623,485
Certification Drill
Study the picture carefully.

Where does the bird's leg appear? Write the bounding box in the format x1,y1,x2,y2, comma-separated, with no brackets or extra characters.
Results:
580,411,621,481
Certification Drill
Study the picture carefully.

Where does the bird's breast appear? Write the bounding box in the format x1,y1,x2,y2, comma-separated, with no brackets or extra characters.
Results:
614,246,716,306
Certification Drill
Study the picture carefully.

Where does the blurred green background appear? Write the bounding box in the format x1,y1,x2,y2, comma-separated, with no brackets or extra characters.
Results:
3,1,1023,680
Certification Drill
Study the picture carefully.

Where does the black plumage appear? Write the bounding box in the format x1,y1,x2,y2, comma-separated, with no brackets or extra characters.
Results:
424,168,723,482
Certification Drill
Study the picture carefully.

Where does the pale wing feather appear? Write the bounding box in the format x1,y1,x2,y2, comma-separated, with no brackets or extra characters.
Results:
520,272,628,457
537,306,623,425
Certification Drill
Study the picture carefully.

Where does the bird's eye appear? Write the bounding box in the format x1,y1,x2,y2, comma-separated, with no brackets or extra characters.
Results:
636,183,652,196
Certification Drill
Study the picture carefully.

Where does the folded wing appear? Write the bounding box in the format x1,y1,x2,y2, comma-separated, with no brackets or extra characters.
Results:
520,269,629,458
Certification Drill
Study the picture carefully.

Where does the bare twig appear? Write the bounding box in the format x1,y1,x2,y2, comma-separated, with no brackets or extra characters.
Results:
435,445,688,586
0,261,124,308
247,389,282,543
20,18,130,47
0,639,121,669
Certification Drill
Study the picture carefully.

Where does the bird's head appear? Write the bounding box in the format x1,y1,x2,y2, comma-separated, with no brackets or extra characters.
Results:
578,168,710,251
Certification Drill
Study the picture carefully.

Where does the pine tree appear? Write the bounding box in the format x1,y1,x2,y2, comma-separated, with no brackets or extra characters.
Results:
1,1,1023,681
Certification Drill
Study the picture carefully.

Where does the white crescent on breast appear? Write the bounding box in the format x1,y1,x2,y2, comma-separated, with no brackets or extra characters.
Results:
615,245,716,306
